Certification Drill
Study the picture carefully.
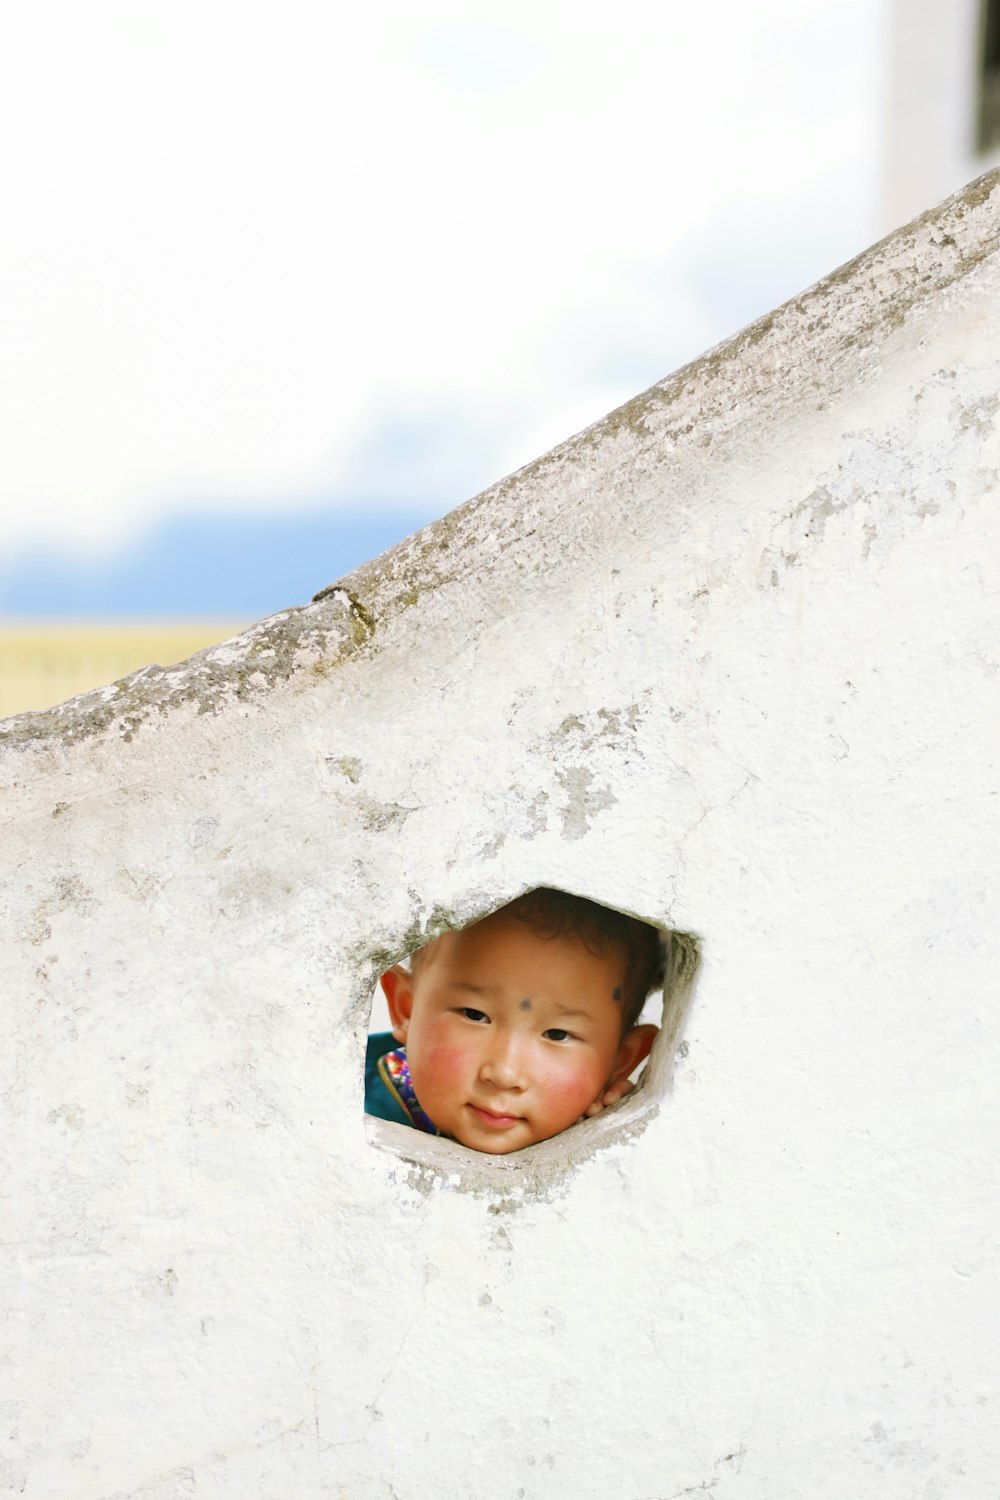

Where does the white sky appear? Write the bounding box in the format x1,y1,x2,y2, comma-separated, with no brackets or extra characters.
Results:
0,0,885,555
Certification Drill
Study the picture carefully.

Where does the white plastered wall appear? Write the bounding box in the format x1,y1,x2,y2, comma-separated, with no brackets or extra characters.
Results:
2,171,999,1499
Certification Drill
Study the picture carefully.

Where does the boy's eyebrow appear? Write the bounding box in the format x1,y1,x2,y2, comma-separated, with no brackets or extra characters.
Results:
447,983,594,1020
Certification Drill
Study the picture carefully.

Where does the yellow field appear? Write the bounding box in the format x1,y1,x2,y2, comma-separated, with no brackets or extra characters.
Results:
0,622,246,719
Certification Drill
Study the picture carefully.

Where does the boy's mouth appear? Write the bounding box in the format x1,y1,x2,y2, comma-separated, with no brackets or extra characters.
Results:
468,1103,524,1129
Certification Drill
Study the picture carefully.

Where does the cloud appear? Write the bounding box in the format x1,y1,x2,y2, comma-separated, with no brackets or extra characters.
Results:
0,0,881,565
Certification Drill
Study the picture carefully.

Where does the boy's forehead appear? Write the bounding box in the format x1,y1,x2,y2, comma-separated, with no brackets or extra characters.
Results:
413,910,627,983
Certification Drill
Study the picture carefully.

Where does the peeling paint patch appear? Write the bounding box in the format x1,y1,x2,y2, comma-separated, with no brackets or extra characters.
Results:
23,874,98,945
554,765,617,840
957,391,1000,438
46,1102,84,1129
328,755,363,784
760,360,1000,583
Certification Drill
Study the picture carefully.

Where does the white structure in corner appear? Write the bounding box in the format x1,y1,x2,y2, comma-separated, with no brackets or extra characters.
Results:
3,170,1000,1499
885,0,1000,230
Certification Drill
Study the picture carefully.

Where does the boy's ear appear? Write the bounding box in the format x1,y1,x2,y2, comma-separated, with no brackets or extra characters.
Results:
609,1023,658,1084
380,965,415,1044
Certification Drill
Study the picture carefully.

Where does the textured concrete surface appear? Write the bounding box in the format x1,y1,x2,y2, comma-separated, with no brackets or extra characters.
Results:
2,168,999,1498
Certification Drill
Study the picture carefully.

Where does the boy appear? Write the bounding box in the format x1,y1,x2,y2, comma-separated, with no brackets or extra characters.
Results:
366,888,662,1154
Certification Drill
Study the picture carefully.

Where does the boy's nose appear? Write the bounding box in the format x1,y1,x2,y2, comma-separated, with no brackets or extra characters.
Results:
479,1033,527,1089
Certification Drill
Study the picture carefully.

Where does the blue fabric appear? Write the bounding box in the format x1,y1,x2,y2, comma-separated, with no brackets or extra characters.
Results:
365,1031,413,1127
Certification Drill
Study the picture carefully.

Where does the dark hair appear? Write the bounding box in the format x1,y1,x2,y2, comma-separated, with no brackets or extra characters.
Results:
412,887,664,1031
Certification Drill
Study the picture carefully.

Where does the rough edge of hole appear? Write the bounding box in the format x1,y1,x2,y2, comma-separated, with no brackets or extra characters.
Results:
362,917,701,1201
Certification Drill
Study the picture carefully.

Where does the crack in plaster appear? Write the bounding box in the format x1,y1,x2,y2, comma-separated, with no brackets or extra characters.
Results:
95,1413,319,1500
635,1441,749,1499
315,1280,431,1454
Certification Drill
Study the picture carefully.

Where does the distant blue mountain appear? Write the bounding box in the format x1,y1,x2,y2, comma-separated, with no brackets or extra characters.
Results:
0,507,438,619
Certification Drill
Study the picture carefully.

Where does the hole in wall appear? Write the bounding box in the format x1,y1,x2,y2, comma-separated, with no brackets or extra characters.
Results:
362,887,700,1184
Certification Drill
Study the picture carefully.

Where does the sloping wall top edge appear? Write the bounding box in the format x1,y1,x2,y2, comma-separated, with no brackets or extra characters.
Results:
4,167,998,752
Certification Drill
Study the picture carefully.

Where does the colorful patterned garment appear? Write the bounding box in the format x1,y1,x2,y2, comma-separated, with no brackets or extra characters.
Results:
378,1047,440,1135
365,1031,440,1135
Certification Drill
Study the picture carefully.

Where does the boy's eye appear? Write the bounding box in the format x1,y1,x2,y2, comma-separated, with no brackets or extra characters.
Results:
542,1027,576,1043
458,1007,490,1023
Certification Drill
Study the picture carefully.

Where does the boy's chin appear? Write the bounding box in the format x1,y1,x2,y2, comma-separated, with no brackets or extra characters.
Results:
442,1117,531,1154
457,1134,533,1155
449,1115,566,1155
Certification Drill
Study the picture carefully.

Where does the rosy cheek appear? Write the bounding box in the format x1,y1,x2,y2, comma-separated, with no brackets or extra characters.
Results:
537,1057,605,1114
411,1037,472,1098
423,1043,467,1078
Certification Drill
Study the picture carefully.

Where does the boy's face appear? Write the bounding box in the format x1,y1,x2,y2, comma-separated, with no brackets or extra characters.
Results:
381,910,655,1154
